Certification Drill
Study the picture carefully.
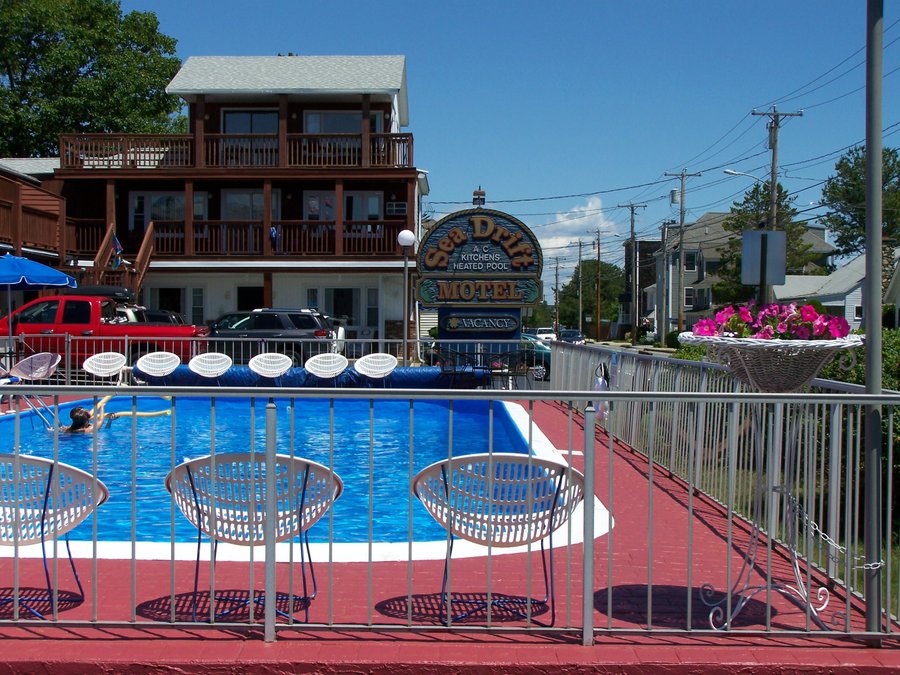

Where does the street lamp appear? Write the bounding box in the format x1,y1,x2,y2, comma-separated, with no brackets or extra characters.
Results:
723,169,763,181
397,229,417,366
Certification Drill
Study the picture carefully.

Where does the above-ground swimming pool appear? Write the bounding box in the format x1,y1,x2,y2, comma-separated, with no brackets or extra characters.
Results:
2,396,531,544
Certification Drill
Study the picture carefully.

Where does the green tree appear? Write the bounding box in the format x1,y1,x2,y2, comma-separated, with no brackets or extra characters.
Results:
712,181,819,304
819,146,900,255
0,0,183,157
557,258,624,332
525,301,554,330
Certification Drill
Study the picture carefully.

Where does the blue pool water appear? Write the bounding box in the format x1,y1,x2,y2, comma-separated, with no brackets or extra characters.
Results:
2,396,528,544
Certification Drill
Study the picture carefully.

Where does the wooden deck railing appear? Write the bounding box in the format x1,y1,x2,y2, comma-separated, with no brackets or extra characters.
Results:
60,133,413,170
144,220,407,258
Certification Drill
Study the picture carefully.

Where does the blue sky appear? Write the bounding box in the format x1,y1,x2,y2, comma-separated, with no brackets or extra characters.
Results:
121,1,897,287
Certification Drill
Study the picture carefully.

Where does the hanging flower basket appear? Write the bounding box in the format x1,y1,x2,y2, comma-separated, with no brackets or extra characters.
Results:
676,302,865,393
678,332,864,393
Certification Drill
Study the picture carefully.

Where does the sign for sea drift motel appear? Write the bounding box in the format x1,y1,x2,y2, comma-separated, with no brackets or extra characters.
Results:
415,209,543,307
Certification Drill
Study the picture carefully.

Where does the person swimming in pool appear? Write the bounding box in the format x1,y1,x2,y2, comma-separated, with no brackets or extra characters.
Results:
62,395,170,432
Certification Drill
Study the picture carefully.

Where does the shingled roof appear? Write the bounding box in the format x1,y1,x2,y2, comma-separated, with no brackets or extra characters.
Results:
167,55,409,125
672,211,832,261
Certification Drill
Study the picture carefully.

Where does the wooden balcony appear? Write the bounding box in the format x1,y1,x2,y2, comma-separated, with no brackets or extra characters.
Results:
149,219,408,258
0,173,68,260
59,133,414,171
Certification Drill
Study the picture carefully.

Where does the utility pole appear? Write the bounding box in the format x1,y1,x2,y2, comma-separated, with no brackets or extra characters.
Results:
553,258,560,335
596,229,602,341
618,203,646,345
658,219,675,340
577,240,583,335
863,0,883,636
665,170,701,332
752,107,803,304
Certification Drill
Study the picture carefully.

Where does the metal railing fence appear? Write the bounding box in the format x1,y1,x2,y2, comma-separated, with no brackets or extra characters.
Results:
0,339,895,645
554,341,899,636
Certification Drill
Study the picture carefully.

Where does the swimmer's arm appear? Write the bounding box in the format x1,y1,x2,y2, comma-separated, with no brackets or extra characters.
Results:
105,409,171,426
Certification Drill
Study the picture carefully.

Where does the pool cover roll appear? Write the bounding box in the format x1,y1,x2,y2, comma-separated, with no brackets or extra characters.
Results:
131,364,490,389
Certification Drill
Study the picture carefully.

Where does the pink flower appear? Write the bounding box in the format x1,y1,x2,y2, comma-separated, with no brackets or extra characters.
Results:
776,321,789,335
828,316,850,339
693,318,718,336
752,325,775,339
799,304,818,322
738,306,753,323
794,325,811,340
812,315,828,336
715,307,735,325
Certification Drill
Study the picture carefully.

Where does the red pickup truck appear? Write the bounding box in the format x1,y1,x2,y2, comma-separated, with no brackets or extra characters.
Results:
0,294,207,366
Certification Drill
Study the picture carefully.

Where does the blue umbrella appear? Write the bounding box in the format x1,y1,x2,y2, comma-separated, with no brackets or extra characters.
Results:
0,253,77,342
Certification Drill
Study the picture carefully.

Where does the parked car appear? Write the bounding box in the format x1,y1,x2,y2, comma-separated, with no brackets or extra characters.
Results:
144,309,187,325
208,308,342,366
534,327,557,342
0,294,206,365
520,333,551,381
559,329,586,345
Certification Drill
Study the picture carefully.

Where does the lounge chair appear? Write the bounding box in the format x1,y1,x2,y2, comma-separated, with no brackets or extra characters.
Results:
165,452,343,622
248,352,293,383
0,455,109,618
412,453,585,625
6,352,62,427
134,351,181,383
352,352,398,387
82,351,128,385
304,352,348,385
188,352,233,383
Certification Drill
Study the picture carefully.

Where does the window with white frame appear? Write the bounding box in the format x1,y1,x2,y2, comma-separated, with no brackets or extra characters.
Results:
684,251,697,272
345,192,382,220
684,286,695,307
191,288,204,325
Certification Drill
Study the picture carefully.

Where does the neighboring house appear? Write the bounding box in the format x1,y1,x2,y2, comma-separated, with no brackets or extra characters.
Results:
614,239,661,339
2,55,429,343
774,253,870,331
879,248,900,328
655,212,833,333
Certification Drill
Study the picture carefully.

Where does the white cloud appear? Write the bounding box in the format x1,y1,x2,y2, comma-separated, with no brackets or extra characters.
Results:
533,196,625,294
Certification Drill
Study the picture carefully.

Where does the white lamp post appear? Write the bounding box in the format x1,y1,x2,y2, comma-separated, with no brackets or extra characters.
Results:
397,229,417,366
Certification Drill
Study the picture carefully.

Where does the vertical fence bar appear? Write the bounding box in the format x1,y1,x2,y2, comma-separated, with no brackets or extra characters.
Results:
581,403,596,646
264,400,277,642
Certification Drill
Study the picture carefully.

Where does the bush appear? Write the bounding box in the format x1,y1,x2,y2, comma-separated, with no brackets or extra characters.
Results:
819,328,900,390
665,330,680,349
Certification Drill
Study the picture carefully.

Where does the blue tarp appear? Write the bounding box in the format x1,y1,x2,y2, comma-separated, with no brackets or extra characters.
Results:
131,364,490,389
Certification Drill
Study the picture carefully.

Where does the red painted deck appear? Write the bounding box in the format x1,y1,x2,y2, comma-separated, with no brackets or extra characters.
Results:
0,398,898,673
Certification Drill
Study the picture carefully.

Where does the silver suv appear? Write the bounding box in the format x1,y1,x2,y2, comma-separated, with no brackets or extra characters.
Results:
209,308,341,366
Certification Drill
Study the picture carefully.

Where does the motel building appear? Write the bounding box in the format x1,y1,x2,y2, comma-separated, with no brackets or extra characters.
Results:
1,55,429,344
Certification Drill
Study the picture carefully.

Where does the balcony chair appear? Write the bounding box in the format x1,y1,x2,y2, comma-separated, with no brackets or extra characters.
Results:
0,455,109,618
351,352,398,387
188,352,233,384
248,352,294,384
82,351,128,385
6,353,62,428
304,353,348,386
133,351,181,384
412,453,585,626
165,452,343,622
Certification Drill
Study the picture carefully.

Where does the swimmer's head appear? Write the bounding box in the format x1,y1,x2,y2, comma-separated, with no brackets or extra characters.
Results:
68,407,91,431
